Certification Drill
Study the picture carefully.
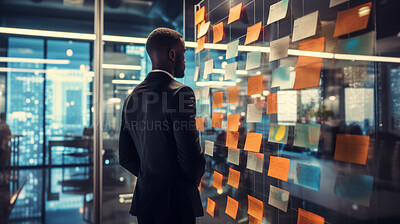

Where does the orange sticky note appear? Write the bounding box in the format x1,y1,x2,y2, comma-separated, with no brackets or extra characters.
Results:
249,215,263,224
212,92,224,108
297,37,325,67
267,93,278,114
196,36,206,53
334,134,370,165
293,62,322,90
228,3,243,24
227,114,241,132
247,195,264,221
211,112,224,128
213,171,223,190
268,156,290,181
226,131,239,148
227,85,239,104
195,117,205,131
195,6,205,25
247,74,264,96
227,168,240,189
244,132,263,153
245,22,262,45
206,198,216,217
297,208,325,224
225,196,239,219
213,22,224,44
333,2,372,37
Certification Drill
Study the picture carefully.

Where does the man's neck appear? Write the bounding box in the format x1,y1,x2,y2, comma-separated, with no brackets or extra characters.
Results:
152,66,174,76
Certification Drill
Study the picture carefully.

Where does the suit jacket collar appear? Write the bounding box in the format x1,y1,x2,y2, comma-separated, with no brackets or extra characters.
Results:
146,69,175,80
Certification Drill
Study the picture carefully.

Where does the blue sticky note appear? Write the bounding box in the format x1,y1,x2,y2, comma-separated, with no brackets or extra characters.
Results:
295,164,321,191
334,172,374,206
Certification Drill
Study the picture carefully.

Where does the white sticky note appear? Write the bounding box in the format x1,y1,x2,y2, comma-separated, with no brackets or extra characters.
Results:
268,185,290,212
222,120,227,130
292,11,319,42
246,104,263,123
194,88,201,100
226,40,239,59
228,148,240,165
267,0,289,25
225,62,237,80
247,152,264,173
194,67,200,82
269,36,290,62
277,90,297,125
200,86,210,99
246,51,261,70
329,0,349,8
204,59,214,79
197,21,210,38
205,140,214,157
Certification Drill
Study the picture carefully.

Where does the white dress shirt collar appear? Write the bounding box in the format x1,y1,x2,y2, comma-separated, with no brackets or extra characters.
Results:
150,69,174,79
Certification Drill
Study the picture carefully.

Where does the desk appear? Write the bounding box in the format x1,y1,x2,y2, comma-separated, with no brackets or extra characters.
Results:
48,137,92,167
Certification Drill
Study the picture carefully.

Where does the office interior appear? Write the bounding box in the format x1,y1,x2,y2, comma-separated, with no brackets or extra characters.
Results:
0,0,399,223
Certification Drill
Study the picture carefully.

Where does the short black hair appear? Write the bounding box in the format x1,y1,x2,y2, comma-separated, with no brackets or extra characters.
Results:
146,28,183,56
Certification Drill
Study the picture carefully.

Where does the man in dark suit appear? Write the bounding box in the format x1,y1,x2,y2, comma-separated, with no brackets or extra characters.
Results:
119,28,205,224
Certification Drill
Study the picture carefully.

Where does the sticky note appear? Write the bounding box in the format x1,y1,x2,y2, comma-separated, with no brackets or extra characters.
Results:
334,172,373,206
227,85,239,104
271,65,294,89
247,152,264,173
226,131,239,148
227,168,240,189
196,117,205,131
297,37,325,67
268,185,290,212
204,59,214,78
195,6,205,25
194,66,200,82
205,140,214,156
330,0,349,8
333,2,372,37
269,36,290,62
292,11,319,42
247,104,263,123
246,51,262,70
336,32,374,55
197,20,205,36
247,74,264,96
213,22,224,44
197,103,210,118
247,195,264,221
227,3,243,24
225,196,239,219
244,132,263,153
206,198,216,217
211,112,224,128
297,208,325,224
268,156,290,181
228,147,240,165
267,93,278,114
295,164,321,191
277,91,297,123
334,134,370,165
268,123,289,144
249,215,263,224
293,123,320,148
227,114,241,132
226,39,239,59
225,62,237,80
196,86,210,99
267,0,289,25
196,36,206,53
293,62,322,90
212,92,223,108
213,171,223,190
198,21,210,38
245,22,262,45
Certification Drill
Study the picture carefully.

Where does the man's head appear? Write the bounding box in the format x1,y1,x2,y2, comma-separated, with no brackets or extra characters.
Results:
146,28,186,78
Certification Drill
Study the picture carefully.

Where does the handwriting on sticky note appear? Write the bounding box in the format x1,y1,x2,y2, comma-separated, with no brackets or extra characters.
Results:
268,156,290,181
225,196,239,219
228,147,240,165
334,134,370,165
196,117,205,131
247,104,263,123
247,152,264,173
211,112,224,128
245,22,262,45
293,62,322,90
204,140,214,157
247,74,264,96
227,114,241,132
212,92,224,108
267,0,289,25
227,168,240,189
246,51,261,70
213,22,224,44
244,132,263,153
333,2,372,37
213,171,223,190
247,195,264,221
226,131,239,148
227,85,239,104
269,36,290,62
228,3,243,24
196,36,206,54
292,11,319,42
206,198,216,217
267,93,278,114
297,208,325,224
195,6,205,25
268,185,290,212
226,39,239,59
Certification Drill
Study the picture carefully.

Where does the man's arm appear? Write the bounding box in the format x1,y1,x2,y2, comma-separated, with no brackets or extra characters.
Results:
171,86,205,186
119,98,140,177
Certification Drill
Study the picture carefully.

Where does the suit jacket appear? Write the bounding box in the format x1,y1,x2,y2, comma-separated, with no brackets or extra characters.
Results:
119,71,205,220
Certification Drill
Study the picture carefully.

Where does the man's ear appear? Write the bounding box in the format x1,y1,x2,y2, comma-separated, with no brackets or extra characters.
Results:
168,49,175,62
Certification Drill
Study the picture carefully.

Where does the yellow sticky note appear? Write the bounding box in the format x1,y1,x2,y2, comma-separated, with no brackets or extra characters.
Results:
334,134,370,165
297,208,325,224
245,22,262,45
195,6,205,25
244,132,263,153
226,131,239,148
227,168,240,189
268,156,290,181
248,195,264,221
227,114,241,132
211,112,224,128
227,85,239,104
227,3,243,24
225,196,239,219
196,36,206,54
213,171,223,190
333,2,372,37
212,92,224,108
206,198,216,217
213,22,224,44
195,117,205,131
247,74,264,96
